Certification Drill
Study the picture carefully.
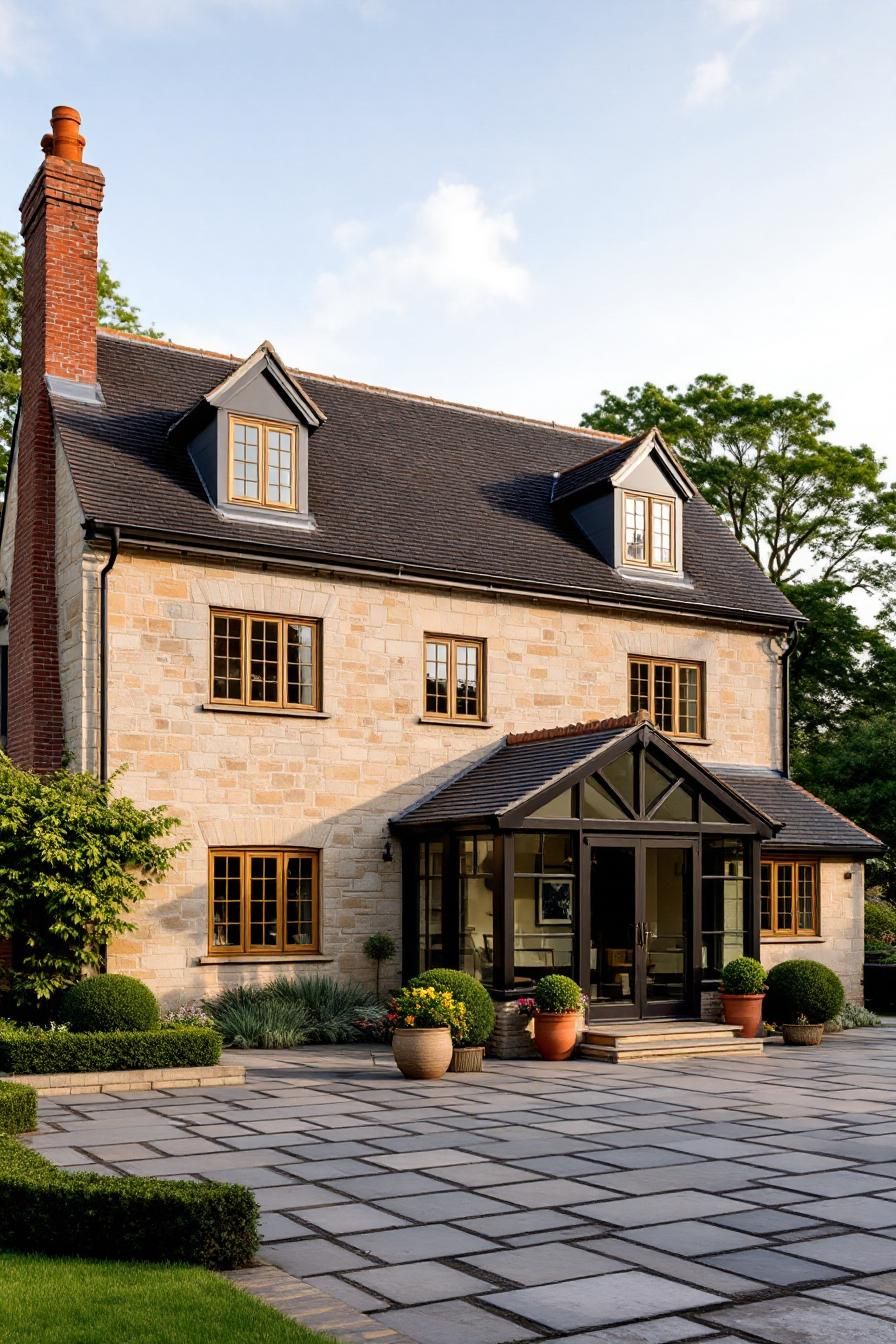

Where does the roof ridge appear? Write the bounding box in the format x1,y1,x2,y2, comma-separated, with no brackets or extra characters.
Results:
553,430,647,479
96,327,630,443
506,711,644,746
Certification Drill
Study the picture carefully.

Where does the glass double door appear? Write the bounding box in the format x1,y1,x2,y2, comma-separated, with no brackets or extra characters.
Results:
587,838,693,1019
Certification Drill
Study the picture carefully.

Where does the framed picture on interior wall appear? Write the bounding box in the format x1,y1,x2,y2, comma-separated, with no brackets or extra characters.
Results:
537,877,574,926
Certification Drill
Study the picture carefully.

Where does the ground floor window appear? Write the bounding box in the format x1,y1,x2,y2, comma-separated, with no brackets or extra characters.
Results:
209,849,318,954
513,831,576,987
701,838,748,979
760,858,819,936
459,835,495,984
417,839,444,970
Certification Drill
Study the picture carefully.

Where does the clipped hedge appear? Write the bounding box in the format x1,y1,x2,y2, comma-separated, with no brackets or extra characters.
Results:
410,969,496,1047
765,959,845,1026
0,1081,37,1134
0,1135,257,1268
0,1027,220,1075
61,975,160,1033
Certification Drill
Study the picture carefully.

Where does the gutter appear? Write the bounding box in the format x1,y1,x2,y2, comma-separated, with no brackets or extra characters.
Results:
87,523,801,635
780,622,801,778
84,520,120,782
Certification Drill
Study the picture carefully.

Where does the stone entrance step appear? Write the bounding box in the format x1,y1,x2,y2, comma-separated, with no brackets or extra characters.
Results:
580,1019,763,1063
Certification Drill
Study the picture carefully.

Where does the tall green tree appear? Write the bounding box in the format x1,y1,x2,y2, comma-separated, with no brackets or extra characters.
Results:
582,374,896,597
0,230,161,476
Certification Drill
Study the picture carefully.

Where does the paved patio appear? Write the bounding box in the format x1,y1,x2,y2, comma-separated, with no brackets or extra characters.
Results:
26,1026,896,1344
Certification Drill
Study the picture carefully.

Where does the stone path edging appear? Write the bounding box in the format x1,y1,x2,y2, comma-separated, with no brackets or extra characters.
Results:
6,1063,245,1095
223,1262,417,1343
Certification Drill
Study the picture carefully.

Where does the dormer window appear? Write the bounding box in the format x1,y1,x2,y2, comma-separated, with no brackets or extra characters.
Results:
229,416,297,510
624,492,674,569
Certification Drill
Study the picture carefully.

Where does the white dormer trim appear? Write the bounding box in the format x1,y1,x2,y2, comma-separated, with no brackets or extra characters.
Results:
204,341,326,429
610,428,695,499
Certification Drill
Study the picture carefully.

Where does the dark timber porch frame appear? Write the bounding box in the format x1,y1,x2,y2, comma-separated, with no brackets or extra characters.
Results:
394,720,776,1010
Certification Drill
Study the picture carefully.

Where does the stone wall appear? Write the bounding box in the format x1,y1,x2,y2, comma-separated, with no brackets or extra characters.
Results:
74,548,786,1004
761,859,865,1003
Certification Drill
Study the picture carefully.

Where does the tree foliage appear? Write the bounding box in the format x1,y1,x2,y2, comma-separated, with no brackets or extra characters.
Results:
0,230,162,475
0,757,187,1015
582,374,896,595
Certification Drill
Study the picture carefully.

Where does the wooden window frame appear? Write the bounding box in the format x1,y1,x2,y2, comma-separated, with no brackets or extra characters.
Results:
623,491,676,570
209,609,322,713
208,847,319,955
423,635,486,722
760,857,820,937
228,414,298,511
628,655,704,739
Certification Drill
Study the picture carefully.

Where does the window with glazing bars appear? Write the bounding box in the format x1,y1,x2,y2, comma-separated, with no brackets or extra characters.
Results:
760,859,819,936
623,492,675,568
229,415,297,509
628,656,702,737
210,611,320,711
209,849,318,953
424,636,485,720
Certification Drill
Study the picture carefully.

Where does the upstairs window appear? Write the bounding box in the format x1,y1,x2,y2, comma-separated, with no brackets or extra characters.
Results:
210,610,321,712
229,415,297,510
629,656,703,738
424,636,485,721
623,492,675,569
761,859,819,936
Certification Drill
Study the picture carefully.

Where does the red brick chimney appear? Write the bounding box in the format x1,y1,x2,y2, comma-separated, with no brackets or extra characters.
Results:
7,106,104,771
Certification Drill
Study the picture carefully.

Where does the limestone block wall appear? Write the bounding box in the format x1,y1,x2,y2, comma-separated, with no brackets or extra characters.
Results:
80,548,785,1005
761,860,865,1003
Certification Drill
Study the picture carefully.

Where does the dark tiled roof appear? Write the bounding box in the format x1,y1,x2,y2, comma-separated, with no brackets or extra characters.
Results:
392,721,639,826
47,333,801,626
714,766,884,855
550,432,649,503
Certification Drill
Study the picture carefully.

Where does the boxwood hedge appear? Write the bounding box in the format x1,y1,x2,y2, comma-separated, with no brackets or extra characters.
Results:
0,1027,221,1075
0,1080,37,1134
0,1135,258,1268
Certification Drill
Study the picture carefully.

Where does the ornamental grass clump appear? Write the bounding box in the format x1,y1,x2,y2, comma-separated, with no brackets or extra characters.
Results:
391,985,467,1038
410,969,496,1047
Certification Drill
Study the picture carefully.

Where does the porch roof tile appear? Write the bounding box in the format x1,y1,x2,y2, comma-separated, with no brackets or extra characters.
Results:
711,766,884,856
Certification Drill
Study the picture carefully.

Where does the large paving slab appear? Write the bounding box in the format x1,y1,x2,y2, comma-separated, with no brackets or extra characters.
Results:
25,1022,896,1344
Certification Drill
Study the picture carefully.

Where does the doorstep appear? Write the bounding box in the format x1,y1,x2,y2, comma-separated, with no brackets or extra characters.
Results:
2,1063,246,1095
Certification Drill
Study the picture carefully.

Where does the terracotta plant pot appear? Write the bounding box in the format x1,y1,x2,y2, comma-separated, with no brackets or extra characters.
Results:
782,1021,824,1046
719,992,766,1039
449,1045,484,1073
533,1011,578,1061
391,1026,453,1080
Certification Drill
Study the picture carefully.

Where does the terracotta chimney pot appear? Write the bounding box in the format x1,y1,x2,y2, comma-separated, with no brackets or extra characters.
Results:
41,105,86,162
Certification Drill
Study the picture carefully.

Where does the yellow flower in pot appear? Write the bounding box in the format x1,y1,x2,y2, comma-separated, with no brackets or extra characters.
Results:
389,985,467,1080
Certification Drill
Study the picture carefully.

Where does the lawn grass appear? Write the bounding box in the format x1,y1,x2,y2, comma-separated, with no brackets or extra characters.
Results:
0,1255,337,1344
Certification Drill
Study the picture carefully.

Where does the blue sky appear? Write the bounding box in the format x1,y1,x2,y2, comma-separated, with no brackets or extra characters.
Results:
1,0,894,457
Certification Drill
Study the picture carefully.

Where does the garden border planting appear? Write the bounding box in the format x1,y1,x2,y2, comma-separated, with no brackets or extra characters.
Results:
0,1026,222,1075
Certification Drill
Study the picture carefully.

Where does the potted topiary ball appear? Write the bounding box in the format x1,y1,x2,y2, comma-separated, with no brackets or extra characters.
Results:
765,959,845,1046
532,974,584,1061
719,956,767,1039
389,984,467,1080
410,969,496,1073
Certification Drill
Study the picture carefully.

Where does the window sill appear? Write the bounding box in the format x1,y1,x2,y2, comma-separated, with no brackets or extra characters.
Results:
418,716,494,729
199,954,334,965
761,936,825,944
202,703,330,720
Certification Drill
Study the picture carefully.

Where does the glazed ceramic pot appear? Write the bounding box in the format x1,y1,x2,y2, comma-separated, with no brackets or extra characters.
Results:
719,992,766,1039
391,1026,453,1079
533,1011,578,1061
449,1045,485,1073
782,1021,824,1046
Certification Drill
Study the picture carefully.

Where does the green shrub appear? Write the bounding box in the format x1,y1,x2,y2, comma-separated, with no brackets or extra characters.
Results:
720,957,767,995
410,969,496,1047
0,1134,257,1268
61,975,160,1033
207,988,309,1050
865,900,896,946
765,959,845,1025
0,1081,37,1134
835,1002,882,1029
363,933,397,998
0,1027,220,1074
534,974,583,1014
205,976,384,1048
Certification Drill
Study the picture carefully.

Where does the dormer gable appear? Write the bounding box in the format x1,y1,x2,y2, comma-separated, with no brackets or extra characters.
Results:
552,427,695,581
169,341,325,529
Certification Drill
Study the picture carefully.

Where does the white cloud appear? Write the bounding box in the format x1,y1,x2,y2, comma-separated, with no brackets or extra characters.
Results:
331,219,369,251
309,181,530,337
686,52,732,106
706,0,781,26
0,0,41,74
